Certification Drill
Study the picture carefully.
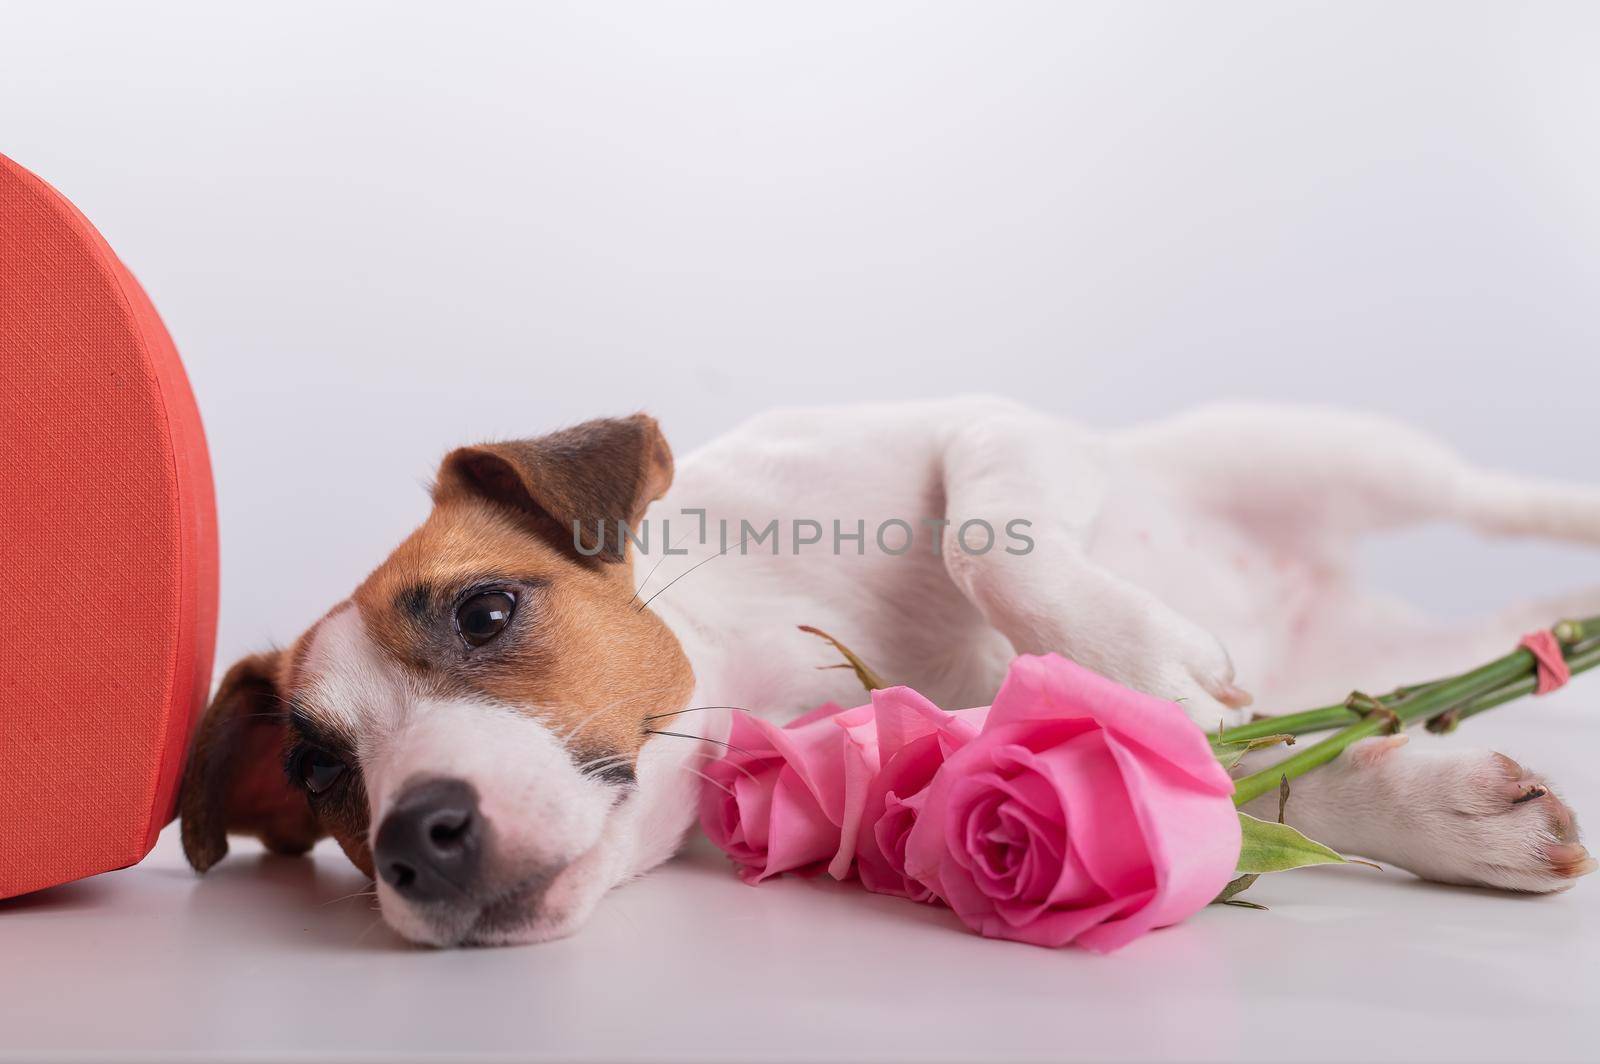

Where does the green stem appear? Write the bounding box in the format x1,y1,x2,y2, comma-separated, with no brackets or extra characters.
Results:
1229,620,1600,806
1211,681,1448,747
1214,615,1600,747
1443,639,1600,728
1214,704,1358,746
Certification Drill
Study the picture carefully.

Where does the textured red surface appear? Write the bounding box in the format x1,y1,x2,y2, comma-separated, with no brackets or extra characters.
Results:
0,153,218,898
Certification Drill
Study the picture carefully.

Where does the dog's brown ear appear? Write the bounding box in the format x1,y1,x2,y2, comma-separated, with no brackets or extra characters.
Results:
433,414,674,564
178,650,322,872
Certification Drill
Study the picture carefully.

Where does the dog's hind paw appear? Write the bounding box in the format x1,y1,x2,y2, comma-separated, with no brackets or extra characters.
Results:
1394,750,1594,893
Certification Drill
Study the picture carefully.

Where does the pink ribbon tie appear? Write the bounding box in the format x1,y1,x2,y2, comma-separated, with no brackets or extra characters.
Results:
1520,630,1571,695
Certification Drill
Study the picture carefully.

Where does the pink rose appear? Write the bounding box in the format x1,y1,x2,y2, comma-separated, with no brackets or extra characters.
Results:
699,701,879,883
853,687,989,900
903,654,1239,953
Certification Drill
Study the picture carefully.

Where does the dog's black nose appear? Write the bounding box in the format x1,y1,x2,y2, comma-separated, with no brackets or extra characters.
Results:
375,777,484,903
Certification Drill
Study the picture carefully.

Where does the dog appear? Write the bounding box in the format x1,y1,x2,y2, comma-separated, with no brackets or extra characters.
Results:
179,398,1599,946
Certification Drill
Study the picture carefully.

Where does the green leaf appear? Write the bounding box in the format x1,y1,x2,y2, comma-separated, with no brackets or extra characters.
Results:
1235,812,1347,874
1212,873,1259,905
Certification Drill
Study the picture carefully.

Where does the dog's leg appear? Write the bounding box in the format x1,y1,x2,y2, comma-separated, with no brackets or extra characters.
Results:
1120,404,1600,549
938,407,1251,727
1236,737,1594,892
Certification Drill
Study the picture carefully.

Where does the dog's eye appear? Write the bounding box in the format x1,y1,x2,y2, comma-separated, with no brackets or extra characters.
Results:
298,748,347,795
456,590,516,647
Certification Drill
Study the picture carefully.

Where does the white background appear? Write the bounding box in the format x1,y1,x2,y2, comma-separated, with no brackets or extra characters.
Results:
3,3,1599,1061
4,1,1598,666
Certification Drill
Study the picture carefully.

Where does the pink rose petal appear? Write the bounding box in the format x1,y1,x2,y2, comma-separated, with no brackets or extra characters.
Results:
700,653,1241,953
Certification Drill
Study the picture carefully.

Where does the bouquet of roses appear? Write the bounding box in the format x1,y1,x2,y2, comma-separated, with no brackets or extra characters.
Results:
697,619,1599,953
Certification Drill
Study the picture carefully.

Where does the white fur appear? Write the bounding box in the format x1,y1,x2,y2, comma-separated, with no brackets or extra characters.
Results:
309,398,1600,943
300,606,412,741
636,398,1598,905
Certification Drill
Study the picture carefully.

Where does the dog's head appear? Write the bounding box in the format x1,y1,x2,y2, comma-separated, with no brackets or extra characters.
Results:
179,415,698,945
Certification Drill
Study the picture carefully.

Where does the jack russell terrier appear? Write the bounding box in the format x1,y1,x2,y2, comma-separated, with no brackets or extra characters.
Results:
179,398,1598,946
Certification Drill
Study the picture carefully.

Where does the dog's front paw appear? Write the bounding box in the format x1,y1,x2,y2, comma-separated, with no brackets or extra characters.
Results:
1370,749,1594,893
1142,625,1253,730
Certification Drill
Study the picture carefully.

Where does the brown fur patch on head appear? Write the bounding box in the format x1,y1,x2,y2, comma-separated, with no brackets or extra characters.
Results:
352,495,694,773
179,649,319,871
180,604,380,878
354,415,692,775
433,414,673,563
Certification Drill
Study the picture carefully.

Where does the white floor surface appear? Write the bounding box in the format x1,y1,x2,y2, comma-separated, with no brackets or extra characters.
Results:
2,692,1596,1063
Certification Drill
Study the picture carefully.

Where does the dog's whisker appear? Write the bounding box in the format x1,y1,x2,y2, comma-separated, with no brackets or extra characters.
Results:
354,912,388,945
673,760,736,796
626,523,701,609
321,884,379,907
643,704,752,722
665,741,760,782
577,754,633,778
556,703,627,745
635,530,761,614
536,689,659,746
543,683,683,732
551,684,685,745
644,728,759,760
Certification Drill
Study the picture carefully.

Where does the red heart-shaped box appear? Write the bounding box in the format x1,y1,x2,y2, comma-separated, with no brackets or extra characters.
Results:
1,153,218,898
